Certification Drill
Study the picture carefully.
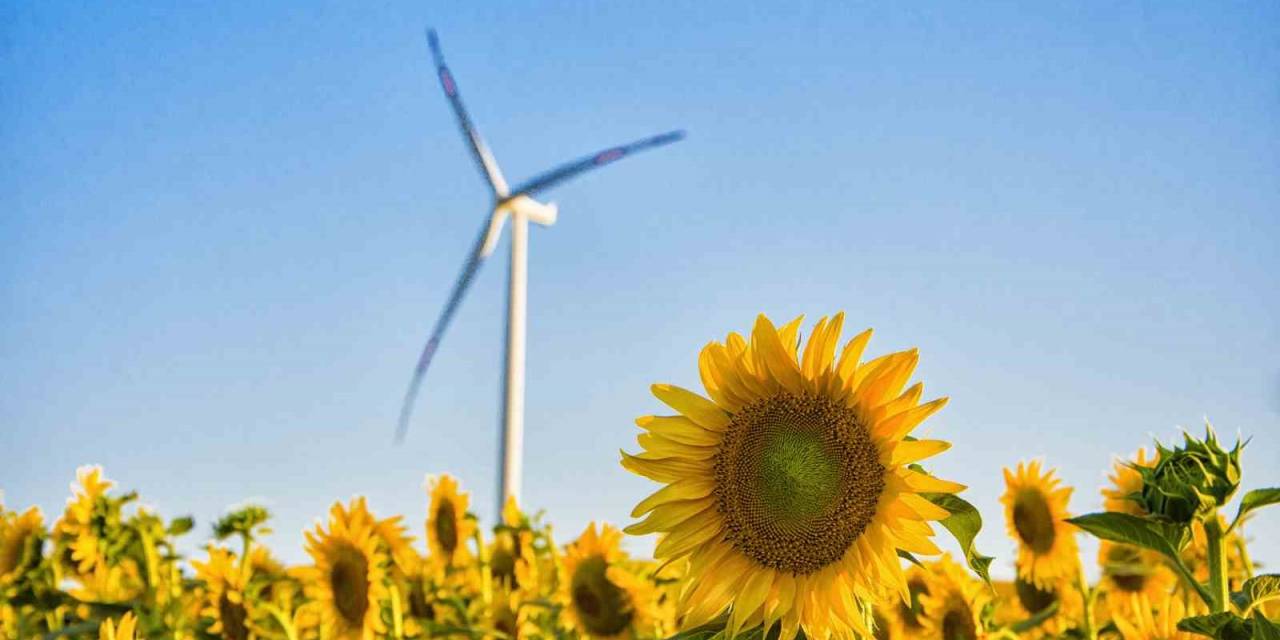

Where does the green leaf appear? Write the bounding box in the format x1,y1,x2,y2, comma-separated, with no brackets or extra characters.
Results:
1010,601,1060,633
1178,613,1239,638
665,616,728,640
167,515,195,536
1253,612,1280,640
1234,489,1280,530
1066,512,1188,561
897,549,924,568
1236,575,1280,615
923,493,994,586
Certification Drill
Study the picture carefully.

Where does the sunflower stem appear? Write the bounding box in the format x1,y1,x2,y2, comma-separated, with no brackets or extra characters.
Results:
1076,572,1098,640
1205,517,1229,613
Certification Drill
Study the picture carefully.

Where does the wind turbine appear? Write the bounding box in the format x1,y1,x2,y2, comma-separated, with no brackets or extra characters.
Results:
396,30,685,511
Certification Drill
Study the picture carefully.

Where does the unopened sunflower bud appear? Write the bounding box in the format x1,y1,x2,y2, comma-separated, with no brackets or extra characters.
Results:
1137,424,1242,523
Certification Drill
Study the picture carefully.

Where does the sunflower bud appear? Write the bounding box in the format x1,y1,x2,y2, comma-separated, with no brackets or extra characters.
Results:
1137,425,1242,523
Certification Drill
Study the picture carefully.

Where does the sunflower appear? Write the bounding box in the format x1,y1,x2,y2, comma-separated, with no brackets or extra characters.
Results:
1112,593,1202,640
97,612,138,640
1,507,44,586
1097,541,1176,614
1001,461,1080,589
878,562,938,640
918,555,990,640
561,523,654,640
56,466,114,577
997,575,1082,638
427,475,476,572
192,546,252,640
623,314,964,640
486,585,537,640
304,498,390,640
1103,449,1155,516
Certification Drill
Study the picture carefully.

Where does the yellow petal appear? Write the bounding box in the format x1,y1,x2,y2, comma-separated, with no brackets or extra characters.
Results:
653,513,723,559
831,328,872,393
624,498,714,535
751,315,806,393
620,451,709,483
890,439,951,465
631,477,717,517
651,384,730,431
727,569,775,639
636,415,721,447
875,397,948,441
902,469,966,494
637,433,717,459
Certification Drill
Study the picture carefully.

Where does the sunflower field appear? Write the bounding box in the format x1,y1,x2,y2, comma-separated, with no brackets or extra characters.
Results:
3,314,1277,640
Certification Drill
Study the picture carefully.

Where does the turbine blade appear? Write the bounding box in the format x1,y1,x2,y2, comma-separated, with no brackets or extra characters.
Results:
395,217,491,443
426,29,509,196
507,130,685,198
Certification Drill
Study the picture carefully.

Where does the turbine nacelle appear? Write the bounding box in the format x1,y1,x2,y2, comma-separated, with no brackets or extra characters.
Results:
481,195,558,258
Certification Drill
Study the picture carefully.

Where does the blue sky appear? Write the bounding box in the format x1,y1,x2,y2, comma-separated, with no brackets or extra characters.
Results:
2,2,1277,575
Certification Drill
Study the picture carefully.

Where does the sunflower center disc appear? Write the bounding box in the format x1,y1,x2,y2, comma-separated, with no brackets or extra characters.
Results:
435,501,458,555
218,593,251,640
1012,489,1056,554
570,555,634,637
941,601,978,640
714,392,885,575
330,543,370,626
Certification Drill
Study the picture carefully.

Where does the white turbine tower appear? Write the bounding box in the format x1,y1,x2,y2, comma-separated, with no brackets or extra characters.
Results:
397,30,685,512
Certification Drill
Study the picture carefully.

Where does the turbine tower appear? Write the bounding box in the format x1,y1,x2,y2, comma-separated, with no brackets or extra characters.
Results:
397,30,685,512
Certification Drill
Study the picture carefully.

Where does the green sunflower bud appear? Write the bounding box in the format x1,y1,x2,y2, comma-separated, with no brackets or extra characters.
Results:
1137,424,1242,524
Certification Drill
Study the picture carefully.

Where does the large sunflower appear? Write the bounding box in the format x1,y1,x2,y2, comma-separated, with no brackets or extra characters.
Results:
1001,461,1079,589
561,523,654,640
623,313,963,640
918,555,990,640
192,546,252,640
1,506,44,586
426,475,476,572
304,499,390,640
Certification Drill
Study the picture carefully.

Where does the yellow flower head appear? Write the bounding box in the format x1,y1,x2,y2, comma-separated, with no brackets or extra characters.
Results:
1,506,44,586
304,498,390,640
57,466,114,576
1103,449,1156,516
192,546,252,640
918,555,990,640
1001,460,1080,588
426,474,476,571
623,314,963,640
97,612,138,640
561,523,654,640
1097,541,1176,614
877,561,940,640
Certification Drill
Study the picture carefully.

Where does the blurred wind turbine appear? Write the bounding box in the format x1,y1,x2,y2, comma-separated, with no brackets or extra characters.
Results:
396,29,685,511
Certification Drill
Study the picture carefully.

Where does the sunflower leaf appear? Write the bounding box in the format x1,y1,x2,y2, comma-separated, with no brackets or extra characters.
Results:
922,493,994,587
1234,575,1280,616
1066,512,1189,560
1178,613,1240,639
1010,601,1060,633
1232,489,1280,531
897,549,924,568
1253,612,1280,640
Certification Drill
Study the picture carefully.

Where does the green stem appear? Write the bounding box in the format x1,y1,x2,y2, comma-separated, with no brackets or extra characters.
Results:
1205,517,1229,613
1165,551,1214,607
1077,573,1097,640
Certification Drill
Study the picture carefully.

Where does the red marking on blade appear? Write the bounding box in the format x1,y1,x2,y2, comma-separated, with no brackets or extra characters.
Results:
595,148,625,164
441,70,456,96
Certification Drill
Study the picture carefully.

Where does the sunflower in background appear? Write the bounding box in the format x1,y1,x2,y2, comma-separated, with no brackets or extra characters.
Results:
56,466,114,577
623,313,964,640
995,575,1082,638
427,475,476,574
1001,461,1080,589
1096,541,1176,616
303,498,390,640
192,546,252,640
485,585,538,640
0,506,44,587
488,496,540,595
561,523,654,640
97,612,138,640
878,562,939,640
1112,593,1202,640
918,555,990,640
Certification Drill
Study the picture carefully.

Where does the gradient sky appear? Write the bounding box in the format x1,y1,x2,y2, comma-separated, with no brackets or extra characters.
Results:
3,2,1278,576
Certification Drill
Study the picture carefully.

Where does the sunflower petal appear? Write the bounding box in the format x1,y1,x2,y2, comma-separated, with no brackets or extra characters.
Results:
651,384,730,431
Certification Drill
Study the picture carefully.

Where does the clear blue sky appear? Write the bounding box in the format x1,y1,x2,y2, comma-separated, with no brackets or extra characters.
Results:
3,3,1277,575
